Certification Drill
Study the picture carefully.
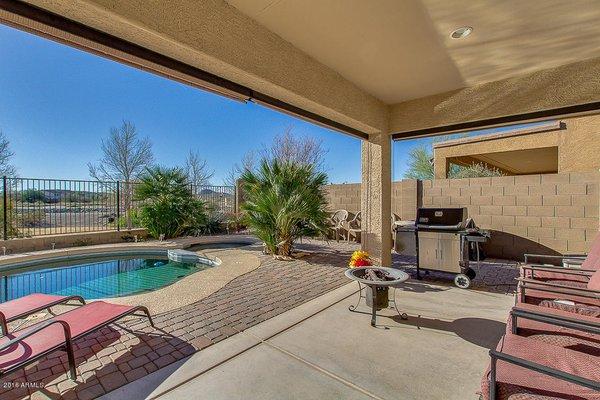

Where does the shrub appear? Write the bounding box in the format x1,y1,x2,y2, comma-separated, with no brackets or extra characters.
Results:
0,200,19,237
241,159,329,257
20,189,47,203
135,166,207,238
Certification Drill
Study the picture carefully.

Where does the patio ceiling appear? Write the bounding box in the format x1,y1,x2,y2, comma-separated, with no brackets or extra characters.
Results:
226,0,600,104
1,0,600,138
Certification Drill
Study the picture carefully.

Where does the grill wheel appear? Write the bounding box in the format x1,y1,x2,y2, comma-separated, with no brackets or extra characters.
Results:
454,273,471,289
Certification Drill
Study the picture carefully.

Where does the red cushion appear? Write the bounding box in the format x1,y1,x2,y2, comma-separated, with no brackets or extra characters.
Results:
587,269,600,290
582,231,600,270
480,334,600,400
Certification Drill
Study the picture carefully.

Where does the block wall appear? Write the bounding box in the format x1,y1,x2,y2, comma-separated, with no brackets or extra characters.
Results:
324,180,418,221
324,171,599,260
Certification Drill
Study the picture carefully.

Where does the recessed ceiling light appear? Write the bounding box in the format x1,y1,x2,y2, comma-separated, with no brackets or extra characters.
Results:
450,26,473,39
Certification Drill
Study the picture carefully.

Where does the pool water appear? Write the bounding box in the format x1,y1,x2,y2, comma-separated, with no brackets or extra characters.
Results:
0,256,206,301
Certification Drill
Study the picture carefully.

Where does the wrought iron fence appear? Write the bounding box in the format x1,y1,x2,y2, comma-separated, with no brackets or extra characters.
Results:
0,177,236,239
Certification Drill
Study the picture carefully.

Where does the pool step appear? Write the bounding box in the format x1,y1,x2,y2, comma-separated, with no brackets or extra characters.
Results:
167,249,219,266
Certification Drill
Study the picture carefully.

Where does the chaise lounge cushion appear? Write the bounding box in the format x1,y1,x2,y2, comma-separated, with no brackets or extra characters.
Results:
509,303,600,356
0,301,133,372
587,269,600,290
521,232,600,283
480,334,600,400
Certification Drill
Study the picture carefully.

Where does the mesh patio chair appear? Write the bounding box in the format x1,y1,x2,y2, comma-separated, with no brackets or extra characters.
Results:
0,293,85,335
0,300,153,380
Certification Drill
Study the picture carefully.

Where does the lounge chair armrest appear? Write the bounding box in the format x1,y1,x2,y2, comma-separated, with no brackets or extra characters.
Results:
523,253,585,263
489,349,600,392
517,278,600,299
511,308,600,335
0,319,72,352
520,265,593,276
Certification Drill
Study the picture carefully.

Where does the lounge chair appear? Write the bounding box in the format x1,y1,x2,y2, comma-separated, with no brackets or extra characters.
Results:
328,209,348,242
481,332,600,399
0,300,153,380
521,231,600,283
508,303,600,355
0,293,85,335
517,267,600,313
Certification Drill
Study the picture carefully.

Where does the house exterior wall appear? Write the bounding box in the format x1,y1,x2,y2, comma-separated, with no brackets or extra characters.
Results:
558,114,600,173
23,0,388,135
324,171,599,260
390,57,600,136
433,114,600,178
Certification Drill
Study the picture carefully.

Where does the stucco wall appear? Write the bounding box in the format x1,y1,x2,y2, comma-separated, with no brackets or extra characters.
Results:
390,57,600,135
433,114,600,178
559,114,600,173
22,0,388,135
324,171,599,260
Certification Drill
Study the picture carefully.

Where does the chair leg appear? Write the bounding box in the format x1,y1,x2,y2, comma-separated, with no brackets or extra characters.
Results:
0,316,7,336
136,306,155,327
489,355,497,400
65,341,77,380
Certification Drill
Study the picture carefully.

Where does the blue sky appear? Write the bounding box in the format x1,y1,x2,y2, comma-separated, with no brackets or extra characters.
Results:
0,24,534,185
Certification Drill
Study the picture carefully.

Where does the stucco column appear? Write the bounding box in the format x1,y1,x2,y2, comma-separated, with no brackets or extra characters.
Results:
361,133,392,266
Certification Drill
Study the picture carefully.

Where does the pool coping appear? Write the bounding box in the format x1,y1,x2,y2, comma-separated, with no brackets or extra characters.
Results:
0,234,257,270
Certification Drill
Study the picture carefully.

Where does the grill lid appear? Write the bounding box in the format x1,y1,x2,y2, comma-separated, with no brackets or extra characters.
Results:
416,207,467,230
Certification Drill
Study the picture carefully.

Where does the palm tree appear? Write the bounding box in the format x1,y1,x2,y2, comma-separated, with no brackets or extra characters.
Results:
241,159,329,257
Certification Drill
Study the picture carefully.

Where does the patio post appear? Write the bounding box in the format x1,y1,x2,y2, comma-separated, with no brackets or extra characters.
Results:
361,133,392,266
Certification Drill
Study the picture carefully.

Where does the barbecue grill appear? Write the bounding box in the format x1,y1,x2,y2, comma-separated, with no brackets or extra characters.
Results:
403,207,490,288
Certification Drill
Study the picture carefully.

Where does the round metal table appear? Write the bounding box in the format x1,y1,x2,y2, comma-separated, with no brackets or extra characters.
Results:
345,267,409,327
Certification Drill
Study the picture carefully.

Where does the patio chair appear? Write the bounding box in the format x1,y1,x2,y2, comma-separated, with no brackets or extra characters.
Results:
0,300,153,380
344,211,361,242
0,293,85,335
517,268,600,315
481,333,600,400
328,209,348,242
520,231,600,283
507,303,600,355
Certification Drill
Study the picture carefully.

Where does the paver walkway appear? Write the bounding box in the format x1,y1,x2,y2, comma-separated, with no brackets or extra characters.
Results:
0,241,354,400
0,240,518,400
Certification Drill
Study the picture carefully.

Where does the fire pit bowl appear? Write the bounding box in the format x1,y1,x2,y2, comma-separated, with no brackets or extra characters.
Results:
345,267,409,286
345,267,409,327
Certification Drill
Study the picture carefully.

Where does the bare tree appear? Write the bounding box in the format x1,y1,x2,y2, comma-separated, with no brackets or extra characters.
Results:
88,120,154,228
0,130,17,177
223,150,256,187
261,127,327,169
88,120,154,182
223,127,329,186
184,150,214,187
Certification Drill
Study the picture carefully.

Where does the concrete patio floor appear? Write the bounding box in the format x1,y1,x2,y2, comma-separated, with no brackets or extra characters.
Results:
103,278,514,400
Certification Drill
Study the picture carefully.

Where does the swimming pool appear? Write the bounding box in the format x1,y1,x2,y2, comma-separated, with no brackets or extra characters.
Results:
0,253,210,301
